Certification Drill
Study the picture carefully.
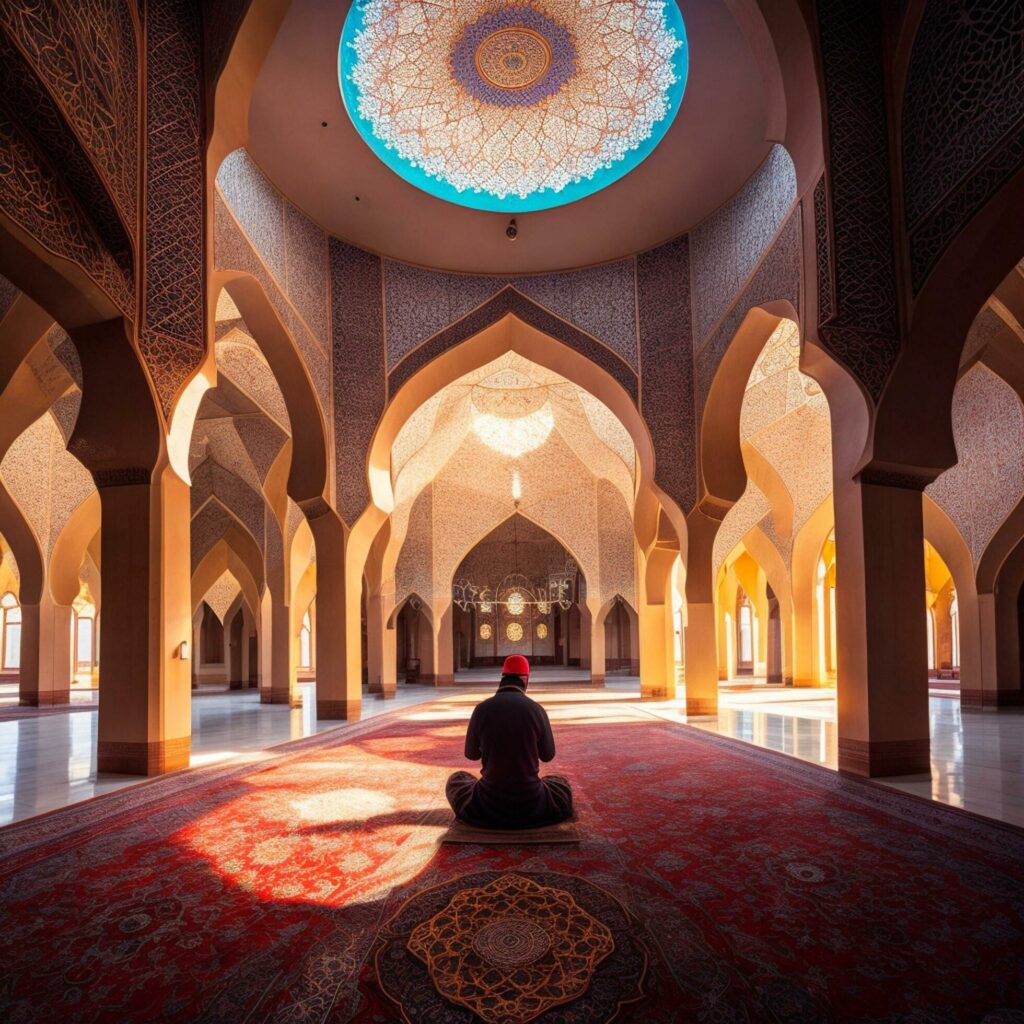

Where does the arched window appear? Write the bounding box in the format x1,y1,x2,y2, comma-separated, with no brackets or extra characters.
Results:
73,601,97,672
926,608,936,672
300,611,312,670
737,594,753,673
949,593,960,668
1,592,21,670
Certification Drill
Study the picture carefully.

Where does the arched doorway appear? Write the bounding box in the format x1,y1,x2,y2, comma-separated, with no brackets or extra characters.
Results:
394,595,433,685
355,318,686,699
452,515,583,677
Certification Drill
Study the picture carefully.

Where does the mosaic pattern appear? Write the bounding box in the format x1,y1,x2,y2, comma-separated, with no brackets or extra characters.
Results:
637,234,695,512
203,569,242,624
341,0,687,210
191,500,242,575
713,479,770,575
0,411,95,559
902,0,1024,291
0,30,133,292
696,211,802,413
690,145,797,345
330,238,386,525
926,364,1024,567
815,0,900,398
215,192,331,415
0,111,133,315
191,459,266,550
384,257,638,370
217,332,291,431
452,8,574,106
388,288,637,402
141,0,206,414
0,1,138,235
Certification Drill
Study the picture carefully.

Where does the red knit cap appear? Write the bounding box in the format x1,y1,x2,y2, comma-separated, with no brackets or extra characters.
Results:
502,654,530,679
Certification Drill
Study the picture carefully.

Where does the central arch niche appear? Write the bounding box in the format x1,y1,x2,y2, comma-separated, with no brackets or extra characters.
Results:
371,347,647,690
452,515,586,671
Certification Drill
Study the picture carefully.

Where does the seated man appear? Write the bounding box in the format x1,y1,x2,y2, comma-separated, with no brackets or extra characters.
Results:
446,656,573,829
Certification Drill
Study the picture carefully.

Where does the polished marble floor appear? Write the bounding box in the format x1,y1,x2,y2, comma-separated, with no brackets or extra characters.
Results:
680,687,1024,828
0,683,441,825
1,680,1022,829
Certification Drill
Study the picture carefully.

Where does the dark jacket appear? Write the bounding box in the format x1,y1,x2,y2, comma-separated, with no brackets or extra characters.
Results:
462,684,557,827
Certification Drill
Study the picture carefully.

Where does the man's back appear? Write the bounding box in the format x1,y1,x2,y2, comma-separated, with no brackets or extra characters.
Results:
460,685,558,827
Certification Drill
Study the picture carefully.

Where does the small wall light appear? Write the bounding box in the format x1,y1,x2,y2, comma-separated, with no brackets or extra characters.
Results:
178,640,190,661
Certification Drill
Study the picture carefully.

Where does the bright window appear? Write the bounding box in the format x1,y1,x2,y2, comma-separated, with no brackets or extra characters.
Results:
2,591,21,670
300,611,312,669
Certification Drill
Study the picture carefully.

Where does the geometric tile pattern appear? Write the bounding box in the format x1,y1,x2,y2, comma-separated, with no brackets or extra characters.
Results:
383,258,639,370
902,0,1024,291
637,234,696,512
814,0,901,399
690,144,796,346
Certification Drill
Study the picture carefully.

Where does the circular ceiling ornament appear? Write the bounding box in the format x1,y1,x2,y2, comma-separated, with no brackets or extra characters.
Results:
536,622,549,639
339,0,688,212
506,621,525,642
506,591,526,616
479,623,493,640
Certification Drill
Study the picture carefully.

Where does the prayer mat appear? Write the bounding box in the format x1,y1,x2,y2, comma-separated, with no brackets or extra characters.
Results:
439,816,583,844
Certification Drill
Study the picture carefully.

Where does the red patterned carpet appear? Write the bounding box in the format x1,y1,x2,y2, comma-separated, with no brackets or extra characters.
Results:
1,691,1023,1022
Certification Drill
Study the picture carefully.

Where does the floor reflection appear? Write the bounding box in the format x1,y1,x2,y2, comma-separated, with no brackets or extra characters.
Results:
0,683,442,825
2,682,1023,830
684,687,1024,828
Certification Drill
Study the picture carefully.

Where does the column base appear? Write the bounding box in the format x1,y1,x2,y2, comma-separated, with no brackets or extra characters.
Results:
685,697,717,716
434,674,455,687
317,698,361,720
266,688,300,707
588,673,605,687
375,688,396,700
19,690,71,706
838,737,930,777
98,736,190,775
961,688,1024,709
640,687,669,701
229,680,244,691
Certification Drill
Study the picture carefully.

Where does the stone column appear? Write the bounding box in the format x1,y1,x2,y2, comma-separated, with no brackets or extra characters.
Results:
265,588,297,706
308,509,361,719
579,604,592,671
639,548,677,701
365,590,395,698
833,476,930,776
18,592,72,706
587,599,605,687
433,602,455,686
95,467,192,775
682,509,720,715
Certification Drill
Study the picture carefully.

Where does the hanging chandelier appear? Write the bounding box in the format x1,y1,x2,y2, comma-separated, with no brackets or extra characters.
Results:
452,513,578,615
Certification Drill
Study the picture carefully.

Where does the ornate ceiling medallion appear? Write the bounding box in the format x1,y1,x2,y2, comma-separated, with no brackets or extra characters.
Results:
339,0,688,211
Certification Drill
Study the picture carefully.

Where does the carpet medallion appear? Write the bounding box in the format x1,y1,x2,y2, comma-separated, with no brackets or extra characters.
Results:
375,870,646,1023
0,693,1023,1021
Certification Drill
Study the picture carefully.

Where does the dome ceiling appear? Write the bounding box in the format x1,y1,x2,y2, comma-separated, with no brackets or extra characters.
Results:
339,0,687,211
248,0,776,273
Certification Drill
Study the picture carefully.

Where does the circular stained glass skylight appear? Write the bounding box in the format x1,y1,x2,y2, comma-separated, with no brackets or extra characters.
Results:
339,0,688,212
